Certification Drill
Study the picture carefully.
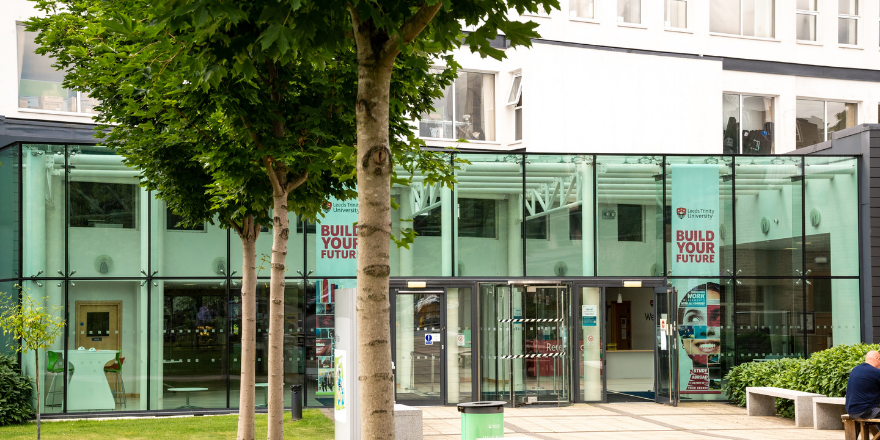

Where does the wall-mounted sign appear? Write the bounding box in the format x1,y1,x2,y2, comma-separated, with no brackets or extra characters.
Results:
425,333,441,345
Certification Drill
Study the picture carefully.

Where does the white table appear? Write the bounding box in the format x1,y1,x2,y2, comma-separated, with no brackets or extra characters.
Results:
60,350,118,411
167,387,209,409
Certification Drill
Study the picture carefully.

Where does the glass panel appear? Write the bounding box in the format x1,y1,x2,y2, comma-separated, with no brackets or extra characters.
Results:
672,280,732,400
0,146,20,279
838,18,858,44
827,101,858,136
618,0,641,24
393,164,449,277
839,0,858,15
578,287,602,401
797,0,817,11
22,144,66,280
17,24,76,113
804,157,859,276
655,287,673,403
479,283,511,401
596,155,662,276
68,146,143,278
666,0,687,28
305,278,349,407
0,282,15,356
446,287,472,404
230,280,304,409
665,156,734,277
741,96,774,154
797,13,818,40
515,103,523,141
796,99,825,149
454,73,495,142
19,280,65,413
722,94,740,154
525,155,593,277
805,278,860,355
570,0,595,19
743,0,775,38
518,286,569,404
507,76,522,104
711,0,741,34
419,82,454,139
456,154,522,277
735,279,805,363
66,281,146,411
158,281,228,409
79,91,99,114
734,156,803,277
395,292,443,405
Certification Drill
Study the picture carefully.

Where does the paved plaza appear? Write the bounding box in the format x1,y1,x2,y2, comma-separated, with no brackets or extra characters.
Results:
420,402,847,439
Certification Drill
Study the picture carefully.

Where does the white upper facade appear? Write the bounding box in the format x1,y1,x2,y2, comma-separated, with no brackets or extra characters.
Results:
3,0,880,155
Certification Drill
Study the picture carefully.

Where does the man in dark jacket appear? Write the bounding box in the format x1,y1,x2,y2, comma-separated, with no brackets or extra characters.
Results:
846,350,880,419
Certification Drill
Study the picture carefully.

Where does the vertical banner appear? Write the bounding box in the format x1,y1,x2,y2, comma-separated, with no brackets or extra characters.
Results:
316,196,359,277
670,164,722,395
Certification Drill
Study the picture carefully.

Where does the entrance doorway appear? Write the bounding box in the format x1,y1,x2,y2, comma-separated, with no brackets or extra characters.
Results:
604,287,655,401
75,301,122,351
479,283,571,406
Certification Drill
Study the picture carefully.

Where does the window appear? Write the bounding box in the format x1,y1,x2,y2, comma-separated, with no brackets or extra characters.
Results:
419,71,495,141
722,94,775,154
296,219,316,234
618,0,641,24
838,0,858,45
617,204,643,242
508,74,523,141
570,0,595,19
458,199,496,238
795,99,858,149
796,0,818,41
711,0,775,38
665,0,687,28
69,182,137,228
569,205,583,240
413,208,442,237
167,209,205,231
16,24,98,114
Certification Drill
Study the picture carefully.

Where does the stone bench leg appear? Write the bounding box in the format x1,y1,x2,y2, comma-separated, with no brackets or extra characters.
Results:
793,395,816,428
747,392,776,417
815,403,846,430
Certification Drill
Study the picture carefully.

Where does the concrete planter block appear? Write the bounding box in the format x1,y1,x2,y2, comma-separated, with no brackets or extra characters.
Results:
394,404,423,440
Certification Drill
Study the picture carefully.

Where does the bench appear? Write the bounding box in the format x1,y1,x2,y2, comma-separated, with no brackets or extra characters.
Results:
746,386,825,427
842,414,880,440
393,404,422,440
814,397,847,430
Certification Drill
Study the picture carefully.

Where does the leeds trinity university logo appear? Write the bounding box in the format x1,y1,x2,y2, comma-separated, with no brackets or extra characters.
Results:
676,207,686,219
323,201,332,212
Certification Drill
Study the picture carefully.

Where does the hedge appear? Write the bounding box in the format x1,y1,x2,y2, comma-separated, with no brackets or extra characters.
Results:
0,353,34,426
723,344,880,419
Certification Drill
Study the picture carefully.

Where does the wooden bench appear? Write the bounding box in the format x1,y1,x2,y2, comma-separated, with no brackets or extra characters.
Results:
814,397,847,430
842,414,880,440
746,386,825,427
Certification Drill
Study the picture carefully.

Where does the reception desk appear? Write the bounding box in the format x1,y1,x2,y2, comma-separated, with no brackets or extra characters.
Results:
51,349,118,411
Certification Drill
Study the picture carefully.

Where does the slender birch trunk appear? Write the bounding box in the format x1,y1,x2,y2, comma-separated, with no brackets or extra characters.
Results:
35,351,40,440
350,15,396,439
237,216,260,440
267,194,290,440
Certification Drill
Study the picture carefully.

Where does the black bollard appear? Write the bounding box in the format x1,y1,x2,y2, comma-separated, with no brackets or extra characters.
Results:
290,384,303,421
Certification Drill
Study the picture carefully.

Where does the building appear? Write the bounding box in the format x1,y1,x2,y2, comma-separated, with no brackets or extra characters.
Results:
0,0,874,414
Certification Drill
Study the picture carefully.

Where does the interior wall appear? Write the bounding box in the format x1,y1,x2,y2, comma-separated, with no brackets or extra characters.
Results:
607,287,655,351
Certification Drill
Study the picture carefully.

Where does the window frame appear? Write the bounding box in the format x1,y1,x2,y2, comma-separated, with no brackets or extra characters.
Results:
508,73,523,142
710,0,777,39
838,0,859,46
419,70,497,142
795,98,859,146
664,0,688,30
723,93,776,155
795,0,819,42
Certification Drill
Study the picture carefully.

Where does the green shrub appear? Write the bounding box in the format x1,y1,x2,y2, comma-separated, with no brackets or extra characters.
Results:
0,353,34,426
723,344,880,419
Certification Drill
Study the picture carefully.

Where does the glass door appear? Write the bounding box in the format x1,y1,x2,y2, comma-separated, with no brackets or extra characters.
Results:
394,289,446,406
518,285,570,405
654,286,679,406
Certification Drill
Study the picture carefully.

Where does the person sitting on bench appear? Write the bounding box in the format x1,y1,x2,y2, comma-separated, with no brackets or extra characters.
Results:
846,350,880,421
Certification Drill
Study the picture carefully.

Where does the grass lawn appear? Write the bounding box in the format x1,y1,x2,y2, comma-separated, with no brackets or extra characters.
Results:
0,410,333,440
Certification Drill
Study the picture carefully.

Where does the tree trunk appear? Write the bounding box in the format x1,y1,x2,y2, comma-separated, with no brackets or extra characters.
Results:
35,351,40,440
351,23,396,440
237,216,260,440
267,195,290,440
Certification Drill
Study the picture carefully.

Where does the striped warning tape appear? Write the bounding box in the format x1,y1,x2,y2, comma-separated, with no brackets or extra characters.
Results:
498,318,564,323
499,352,566,359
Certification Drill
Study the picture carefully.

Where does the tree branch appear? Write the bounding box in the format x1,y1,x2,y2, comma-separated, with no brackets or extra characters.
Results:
383,1,443,58
284,170,309,193
262,156,285,195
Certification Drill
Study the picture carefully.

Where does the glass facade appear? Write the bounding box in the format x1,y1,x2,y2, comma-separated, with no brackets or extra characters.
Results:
0,143,863,410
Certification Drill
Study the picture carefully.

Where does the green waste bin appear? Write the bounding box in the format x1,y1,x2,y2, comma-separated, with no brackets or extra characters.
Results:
457,401,506,440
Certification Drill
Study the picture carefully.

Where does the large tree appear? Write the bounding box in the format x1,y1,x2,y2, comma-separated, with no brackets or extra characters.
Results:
28,1,456,438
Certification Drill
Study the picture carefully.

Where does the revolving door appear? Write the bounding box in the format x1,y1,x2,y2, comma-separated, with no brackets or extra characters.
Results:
480,283,571,406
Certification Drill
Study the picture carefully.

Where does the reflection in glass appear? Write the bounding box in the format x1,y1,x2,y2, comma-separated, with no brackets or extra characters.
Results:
743,0,775,38
735,156,803,277
570,0,595,19
735,279,804,363
805,157,859,276
0,146,20,279
805,278,860,355
395,292,443,405
392,164,447,277
525,155,593,276
722,94,740,154
741,96,774,154
446,287,472,404
160,281,228,409
618,0,641,24
22,144,66,281
665,0,687,28
420,72,495,141
838,18,857,44
796,14,817,41
480,283,511,401
597,156,662,276
826,101,858,136
796,99,825,148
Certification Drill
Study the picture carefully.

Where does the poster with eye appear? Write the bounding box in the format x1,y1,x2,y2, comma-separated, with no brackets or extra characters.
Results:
671,164,723,395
